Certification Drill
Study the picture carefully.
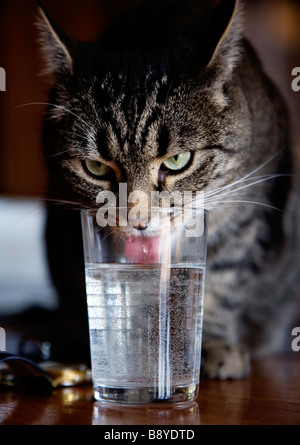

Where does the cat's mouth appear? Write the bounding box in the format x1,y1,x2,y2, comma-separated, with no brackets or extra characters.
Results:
124,233,160,263
108,214,171,263
93,204,204,263
112,216,164,263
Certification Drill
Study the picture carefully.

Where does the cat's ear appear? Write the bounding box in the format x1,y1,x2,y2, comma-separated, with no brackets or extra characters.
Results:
36,5,74,78
197,0,242,106
206,0,242,76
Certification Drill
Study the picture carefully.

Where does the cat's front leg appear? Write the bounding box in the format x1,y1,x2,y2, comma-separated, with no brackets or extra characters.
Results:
201,340,250,380
200,291,250,379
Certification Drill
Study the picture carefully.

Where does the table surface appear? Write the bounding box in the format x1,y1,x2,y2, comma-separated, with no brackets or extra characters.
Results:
0,354,299,426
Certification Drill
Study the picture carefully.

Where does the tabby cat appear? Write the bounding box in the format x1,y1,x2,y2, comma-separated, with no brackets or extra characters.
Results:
38,0,300,378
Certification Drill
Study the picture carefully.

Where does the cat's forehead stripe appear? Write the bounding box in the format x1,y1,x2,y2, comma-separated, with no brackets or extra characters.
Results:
95,70,170,156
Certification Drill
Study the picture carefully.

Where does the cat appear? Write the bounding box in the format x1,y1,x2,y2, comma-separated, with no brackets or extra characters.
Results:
37,0,300,378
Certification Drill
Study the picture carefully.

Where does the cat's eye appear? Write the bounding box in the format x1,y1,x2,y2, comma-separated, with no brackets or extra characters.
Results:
162,151,192,171
84,160,112,177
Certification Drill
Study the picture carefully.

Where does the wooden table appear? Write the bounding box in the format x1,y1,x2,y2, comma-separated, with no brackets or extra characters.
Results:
0,355,299,426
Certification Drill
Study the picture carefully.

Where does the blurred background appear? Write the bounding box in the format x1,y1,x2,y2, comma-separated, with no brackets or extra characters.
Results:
0,0,299,327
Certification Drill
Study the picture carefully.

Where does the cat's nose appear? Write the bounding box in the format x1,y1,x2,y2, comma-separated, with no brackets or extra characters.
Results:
134,223,148,231
129,218,148,231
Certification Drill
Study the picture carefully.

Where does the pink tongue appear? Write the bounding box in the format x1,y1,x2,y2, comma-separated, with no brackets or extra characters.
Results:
124,235,160,263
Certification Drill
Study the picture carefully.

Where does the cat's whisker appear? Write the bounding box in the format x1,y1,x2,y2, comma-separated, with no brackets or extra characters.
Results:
205,198,282,212
42,195,90,210
59,129,88,141
45,148,76,160
205,173,285,198
205,172,285,199
201,204,234,220
204,152,284,199
10,102,94,134
45,115,90,141
98,226,121,243
205,174,290,203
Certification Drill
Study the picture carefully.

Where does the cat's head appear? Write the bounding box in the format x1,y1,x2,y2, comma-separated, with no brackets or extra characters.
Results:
38,0,255,232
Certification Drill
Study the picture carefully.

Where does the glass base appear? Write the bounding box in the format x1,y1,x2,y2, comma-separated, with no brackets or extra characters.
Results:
93,384,199,404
